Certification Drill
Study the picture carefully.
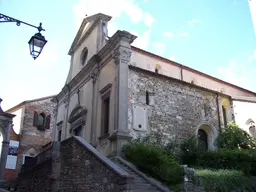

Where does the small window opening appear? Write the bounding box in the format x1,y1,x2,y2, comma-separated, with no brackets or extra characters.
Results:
146,91,149,105
74,126,83,137
222,106,228,127
102,97,110,135
58,130,62,141
81,47,88,66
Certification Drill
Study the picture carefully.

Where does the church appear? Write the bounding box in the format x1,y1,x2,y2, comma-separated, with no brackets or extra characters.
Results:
53,13,256,157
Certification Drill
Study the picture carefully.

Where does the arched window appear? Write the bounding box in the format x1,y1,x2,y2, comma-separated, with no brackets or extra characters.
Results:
80,47,88,66
37,113,45,127
222,105,227,127
33,112,51,130
198,129,208,150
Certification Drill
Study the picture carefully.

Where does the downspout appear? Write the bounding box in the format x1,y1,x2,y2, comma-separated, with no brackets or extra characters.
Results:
216,93,221,133
180,65,183,81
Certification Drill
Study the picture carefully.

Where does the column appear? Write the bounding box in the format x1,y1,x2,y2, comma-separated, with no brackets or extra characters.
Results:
0,141,9,179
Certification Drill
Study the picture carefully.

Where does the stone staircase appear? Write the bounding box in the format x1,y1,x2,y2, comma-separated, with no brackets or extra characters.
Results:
113,157,172,192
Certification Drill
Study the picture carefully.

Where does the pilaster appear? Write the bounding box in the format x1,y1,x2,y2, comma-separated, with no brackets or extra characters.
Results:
108,31,136,156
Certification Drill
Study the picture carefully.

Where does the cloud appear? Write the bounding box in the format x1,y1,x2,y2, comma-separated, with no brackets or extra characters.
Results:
144,12,155,27
162,32,174,38
72,0,155,29
154,42,166,55
217,59,247,86
131,29,151,49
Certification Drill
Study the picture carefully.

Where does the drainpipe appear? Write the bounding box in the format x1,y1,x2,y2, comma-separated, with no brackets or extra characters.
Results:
216,93,221,133
180,65,183,81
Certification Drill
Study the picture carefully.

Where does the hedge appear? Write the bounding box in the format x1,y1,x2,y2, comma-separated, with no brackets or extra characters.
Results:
123,142,184,185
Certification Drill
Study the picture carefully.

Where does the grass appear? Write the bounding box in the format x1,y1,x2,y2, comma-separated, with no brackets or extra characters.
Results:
192,169,255,192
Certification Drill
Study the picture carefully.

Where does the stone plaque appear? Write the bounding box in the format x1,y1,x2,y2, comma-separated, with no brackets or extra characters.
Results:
132,105,147,131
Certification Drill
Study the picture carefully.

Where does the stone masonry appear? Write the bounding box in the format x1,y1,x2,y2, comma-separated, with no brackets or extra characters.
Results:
128,66,229,144
20,98,56,149
17,136,133,192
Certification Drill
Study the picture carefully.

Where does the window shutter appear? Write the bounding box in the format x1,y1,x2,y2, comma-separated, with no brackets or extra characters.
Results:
45,115,51,129
33,112,38,126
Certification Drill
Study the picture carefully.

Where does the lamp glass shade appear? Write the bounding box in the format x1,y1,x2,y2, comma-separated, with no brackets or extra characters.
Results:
28,33,47,60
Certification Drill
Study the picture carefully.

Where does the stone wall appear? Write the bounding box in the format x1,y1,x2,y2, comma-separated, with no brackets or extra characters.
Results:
21,98,56,149
58,137,132,192
128,66,230,146
17,136,133,192
17,159,53,192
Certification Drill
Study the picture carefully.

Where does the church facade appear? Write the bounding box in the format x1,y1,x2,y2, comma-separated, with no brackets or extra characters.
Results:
53,13,256,156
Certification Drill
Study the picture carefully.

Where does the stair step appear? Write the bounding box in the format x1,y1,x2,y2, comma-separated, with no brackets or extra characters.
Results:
115,161,163,192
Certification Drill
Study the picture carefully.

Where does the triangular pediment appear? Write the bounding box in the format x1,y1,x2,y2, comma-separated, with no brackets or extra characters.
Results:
68,13,112,55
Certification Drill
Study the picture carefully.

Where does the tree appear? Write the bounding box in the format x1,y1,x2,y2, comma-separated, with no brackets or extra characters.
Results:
216,122,256,150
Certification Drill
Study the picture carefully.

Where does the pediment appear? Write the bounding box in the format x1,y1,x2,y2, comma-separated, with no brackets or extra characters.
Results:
68,13,112,55
68,105,87,123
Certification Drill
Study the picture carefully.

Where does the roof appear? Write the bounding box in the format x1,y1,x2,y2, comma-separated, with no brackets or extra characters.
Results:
6,94,57,113
131,46,256,97
232,96,256,103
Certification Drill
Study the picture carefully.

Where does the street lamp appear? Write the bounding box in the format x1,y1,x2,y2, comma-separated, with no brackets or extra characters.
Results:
0,13,47,60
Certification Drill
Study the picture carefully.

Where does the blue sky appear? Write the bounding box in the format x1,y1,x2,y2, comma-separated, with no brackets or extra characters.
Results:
0,0,256,110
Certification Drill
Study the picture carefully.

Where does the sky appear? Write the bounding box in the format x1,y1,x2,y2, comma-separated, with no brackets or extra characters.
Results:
0,0,256,110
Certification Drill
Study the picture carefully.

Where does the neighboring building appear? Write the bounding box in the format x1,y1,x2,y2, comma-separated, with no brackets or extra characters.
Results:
232,96,256,137
53,13,256,157
3,95,56,180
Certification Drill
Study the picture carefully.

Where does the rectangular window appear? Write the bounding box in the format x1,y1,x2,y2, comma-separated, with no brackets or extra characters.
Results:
58,130,62,141
102,97,110,135
146,91,149,105
222,106,228,127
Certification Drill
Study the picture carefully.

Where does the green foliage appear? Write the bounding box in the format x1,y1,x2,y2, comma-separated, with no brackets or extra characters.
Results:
198,149,256,175
216,122,256,150
193,169,255,192
179,136,205,166
123,141,184,185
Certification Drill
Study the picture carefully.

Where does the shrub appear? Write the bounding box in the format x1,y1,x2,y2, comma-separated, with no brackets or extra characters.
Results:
216,122,256,150
179,136,205,166
198,149,256,175
123,142,184,185
193,169,255,192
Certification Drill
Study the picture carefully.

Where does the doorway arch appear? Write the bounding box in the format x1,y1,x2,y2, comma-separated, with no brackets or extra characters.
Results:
196,122,218,150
